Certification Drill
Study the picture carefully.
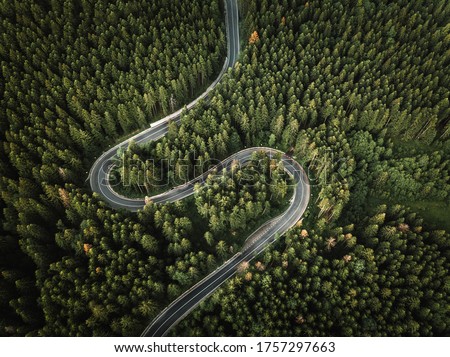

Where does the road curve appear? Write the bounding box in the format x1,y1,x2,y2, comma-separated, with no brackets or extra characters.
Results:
88,0,311,337
140,148,310,337
88,0,239,209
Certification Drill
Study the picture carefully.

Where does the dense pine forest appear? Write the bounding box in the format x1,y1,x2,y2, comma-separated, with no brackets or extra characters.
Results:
1,0,449,337
0,0,227,336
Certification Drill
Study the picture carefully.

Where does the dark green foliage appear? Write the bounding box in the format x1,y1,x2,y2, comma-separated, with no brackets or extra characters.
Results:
194,151,291,247
173,205,450,336
111,105,242,197
224,0,450,147
169,0,450,337
39,194,165,336
0,0,225,336
1,0,449,337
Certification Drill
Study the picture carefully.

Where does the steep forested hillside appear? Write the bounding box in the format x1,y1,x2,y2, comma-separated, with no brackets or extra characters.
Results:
1,0,449,336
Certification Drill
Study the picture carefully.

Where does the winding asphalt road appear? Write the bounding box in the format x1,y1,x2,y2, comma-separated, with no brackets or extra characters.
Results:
88,0,310,337
88,0,239,210
140,148,309,337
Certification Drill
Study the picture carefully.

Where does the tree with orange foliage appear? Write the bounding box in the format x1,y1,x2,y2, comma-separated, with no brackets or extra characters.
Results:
237,261,249,273
83,243,92,254
249,31,259,44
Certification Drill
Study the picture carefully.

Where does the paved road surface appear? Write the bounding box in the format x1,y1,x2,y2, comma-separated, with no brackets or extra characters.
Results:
140,148,310,337
88,0,239,210
88,0,311,337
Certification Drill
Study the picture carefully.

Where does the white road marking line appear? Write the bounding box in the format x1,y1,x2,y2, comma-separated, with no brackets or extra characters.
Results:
89,0,312,337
